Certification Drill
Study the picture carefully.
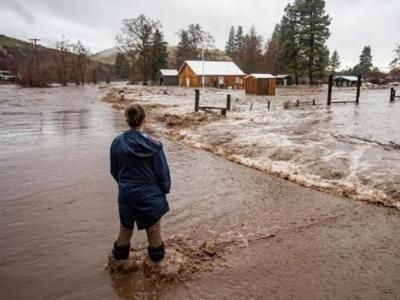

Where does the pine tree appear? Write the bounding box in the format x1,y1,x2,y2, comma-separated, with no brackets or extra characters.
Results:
389,45,400,80
264,23,282,75
176,24,215,68
225,26,236,58
390,45,400,70
115,52,129,79
233,25,247,68
390,44,400,72
176,30,195,68
115,52,123,77
279,3,302,84
240,26,263,74
329,50,340,74
358,46,373,76
150,29,168,81
295,0,331,84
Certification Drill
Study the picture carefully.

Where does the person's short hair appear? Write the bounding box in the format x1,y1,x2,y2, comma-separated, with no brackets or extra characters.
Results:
125,104,145,128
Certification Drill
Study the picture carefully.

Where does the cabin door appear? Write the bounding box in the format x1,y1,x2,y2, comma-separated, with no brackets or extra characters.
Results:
186,77,190,87
218,76,224,88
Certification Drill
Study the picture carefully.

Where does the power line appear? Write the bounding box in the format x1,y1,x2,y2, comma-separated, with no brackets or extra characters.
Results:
29,38,41,46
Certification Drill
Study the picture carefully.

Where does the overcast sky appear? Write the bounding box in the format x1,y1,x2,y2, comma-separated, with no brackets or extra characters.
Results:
1,0,399,70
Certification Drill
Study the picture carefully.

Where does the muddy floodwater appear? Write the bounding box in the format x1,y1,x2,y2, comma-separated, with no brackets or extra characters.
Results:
1,84,400,299
105,84,400,208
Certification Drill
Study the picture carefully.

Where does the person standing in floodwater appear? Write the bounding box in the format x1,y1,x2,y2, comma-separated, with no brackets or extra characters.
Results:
110,104,171,263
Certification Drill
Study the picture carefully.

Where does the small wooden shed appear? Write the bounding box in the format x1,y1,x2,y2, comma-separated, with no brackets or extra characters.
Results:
334,76,359,87
157,69,179,86
244,74,276,96
276,74,293,86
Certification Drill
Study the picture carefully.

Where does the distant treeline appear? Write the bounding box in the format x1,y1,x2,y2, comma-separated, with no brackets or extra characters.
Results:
0,35,114,87
115,0,400,85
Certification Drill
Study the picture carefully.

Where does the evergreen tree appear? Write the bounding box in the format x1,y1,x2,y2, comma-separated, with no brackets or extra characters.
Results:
264,23,282,75
235,26,246,50
279,3,302,84
225,26,236,58
295,0,331,84
175,24,215,68
357,46,373,76
115,52,130,79
240,26,263,73
115,52,123,78
232,25,247,68
390,44,400,72
176,30,194,68
329,50,340,74
150,29,168,81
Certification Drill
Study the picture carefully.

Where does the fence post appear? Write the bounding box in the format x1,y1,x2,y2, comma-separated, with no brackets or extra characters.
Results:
226,94,231,111
356,75,362,104
390,88,395,102
268,100,271,110
312,99,316,106
195,89,200,112
221,108,227,117
327,74,333,106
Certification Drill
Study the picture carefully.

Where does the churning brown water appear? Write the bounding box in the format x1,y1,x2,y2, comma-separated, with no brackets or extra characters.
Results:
1,85,400,299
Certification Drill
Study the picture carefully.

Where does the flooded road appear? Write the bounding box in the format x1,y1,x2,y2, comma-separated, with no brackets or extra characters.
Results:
1,85,400,299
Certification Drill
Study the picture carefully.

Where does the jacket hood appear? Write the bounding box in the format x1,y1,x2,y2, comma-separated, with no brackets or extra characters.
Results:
119,130,162,158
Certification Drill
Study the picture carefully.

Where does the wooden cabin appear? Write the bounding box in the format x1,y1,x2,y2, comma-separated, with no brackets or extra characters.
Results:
276,74,293,86
178,60,245,89
156,69,178,86
334,76,359,87
244,74,276,96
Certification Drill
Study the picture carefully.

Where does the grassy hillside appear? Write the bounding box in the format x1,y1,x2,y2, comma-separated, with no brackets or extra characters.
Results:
92,47,119,65
92,45,232,69
0,34,114,85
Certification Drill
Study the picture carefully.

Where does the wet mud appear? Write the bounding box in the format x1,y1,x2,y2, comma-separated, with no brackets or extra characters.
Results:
1,84,400,299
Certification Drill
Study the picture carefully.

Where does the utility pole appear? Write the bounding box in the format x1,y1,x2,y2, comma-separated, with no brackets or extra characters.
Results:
29,38,41,86
201,46,205,92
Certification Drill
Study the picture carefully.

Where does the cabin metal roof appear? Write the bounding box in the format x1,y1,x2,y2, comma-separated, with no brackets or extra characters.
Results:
334,76,359,81
180,60,245,76
246,73,275,79
276,74,291,79
159,69,178,76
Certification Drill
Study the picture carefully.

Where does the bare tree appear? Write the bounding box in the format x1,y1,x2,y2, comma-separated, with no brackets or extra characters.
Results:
54,37,71,86
117,15,161,84
71,40,89,85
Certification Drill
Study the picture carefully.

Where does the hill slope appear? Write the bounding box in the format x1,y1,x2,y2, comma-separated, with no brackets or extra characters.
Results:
0,34,115,86
92,47,119,65
92,46,231,68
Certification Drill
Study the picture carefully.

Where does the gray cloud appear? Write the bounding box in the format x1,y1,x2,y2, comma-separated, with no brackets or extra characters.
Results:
1,0,399,69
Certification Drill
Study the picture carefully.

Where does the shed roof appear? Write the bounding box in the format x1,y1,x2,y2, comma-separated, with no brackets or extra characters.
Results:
159,69,178,76
334,76,359,81
276,74,291,79
246,73,275,79
180,60,245,76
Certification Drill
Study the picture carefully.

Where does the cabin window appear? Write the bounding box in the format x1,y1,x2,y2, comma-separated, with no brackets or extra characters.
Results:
235,76,240,84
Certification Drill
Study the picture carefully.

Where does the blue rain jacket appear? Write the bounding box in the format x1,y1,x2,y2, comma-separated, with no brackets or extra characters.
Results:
110,130,171,230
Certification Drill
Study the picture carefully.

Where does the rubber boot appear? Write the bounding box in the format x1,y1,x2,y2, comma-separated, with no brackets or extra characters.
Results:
147,242,165,262
112,242,130,260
